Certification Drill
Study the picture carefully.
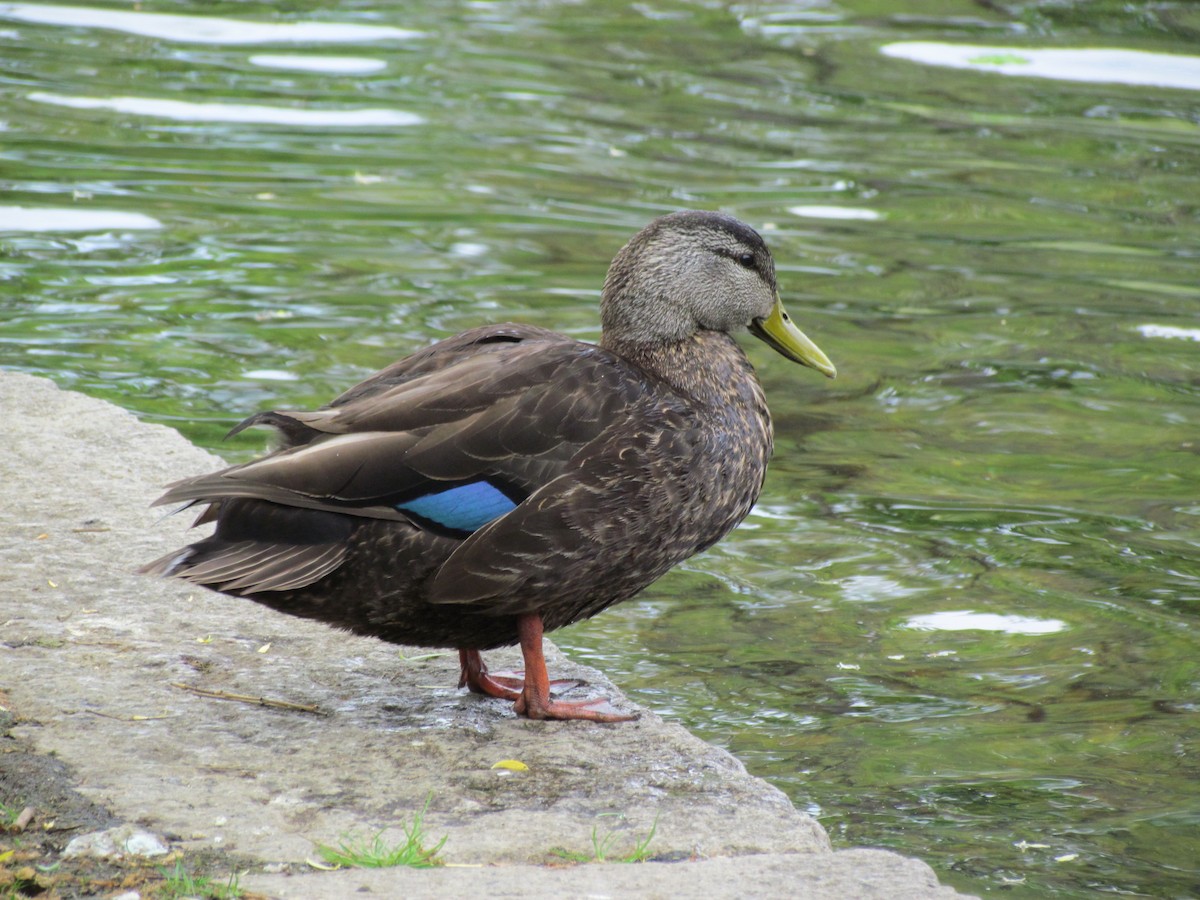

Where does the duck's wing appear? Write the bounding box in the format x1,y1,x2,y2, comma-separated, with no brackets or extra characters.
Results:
152,329,652,532
327,324,563,404
424,413,697,615
226,323,561,448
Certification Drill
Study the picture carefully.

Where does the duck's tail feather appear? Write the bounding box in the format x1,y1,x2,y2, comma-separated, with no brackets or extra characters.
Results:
140,498,353,594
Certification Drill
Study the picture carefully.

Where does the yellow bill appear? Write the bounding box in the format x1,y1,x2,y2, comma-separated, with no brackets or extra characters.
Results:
749,296,836,378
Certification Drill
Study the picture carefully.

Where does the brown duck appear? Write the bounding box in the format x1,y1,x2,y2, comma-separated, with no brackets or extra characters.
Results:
144,211,836,722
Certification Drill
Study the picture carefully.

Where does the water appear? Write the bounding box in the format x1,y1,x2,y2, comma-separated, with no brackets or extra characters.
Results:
2,2,1198,895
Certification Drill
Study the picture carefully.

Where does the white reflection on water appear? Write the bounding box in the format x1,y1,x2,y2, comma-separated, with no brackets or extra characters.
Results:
248,54,387,74
882,42,1200,92
28,92,422,127
788,205,881,221
839,574,919,603
0,3,420,44
1137,324,1200,342
242,369,300,382
0,205,160,232
905,610,1067,635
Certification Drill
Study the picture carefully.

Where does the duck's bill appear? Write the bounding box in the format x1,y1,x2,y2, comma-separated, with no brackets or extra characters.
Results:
749,297,836,378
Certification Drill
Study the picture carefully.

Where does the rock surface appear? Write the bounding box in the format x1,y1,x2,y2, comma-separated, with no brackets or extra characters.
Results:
0,371,969,897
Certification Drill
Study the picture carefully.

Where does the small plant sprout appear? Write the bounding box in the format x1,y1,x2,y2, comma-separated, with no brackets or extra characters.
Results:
0,801,22,828
315,795,446,869
157,859,243,899
551,813,659,863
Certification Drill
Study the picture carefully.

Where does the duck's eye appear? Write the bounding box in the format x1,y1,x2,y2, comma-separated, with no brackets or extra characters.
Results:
738,253,756,269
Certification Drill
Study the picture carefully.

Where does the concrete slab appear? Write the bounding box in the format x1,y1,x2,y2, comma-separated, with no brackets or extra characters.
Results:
0,371,969,897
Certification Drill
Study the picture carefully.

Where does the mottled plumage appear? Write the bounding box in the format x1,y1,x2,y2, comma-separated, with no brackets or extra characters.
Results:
144,211,835,721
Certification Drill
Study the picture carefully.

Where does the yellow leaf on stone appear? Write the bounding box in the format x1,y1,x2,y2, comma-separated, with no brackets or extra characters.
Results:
491,759,528,771
257,643,271,654
305,858,342,871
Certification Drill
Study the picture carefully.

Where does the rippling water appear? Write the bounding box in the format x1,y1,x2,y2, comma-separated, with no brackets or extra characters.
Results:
2,2,1198,896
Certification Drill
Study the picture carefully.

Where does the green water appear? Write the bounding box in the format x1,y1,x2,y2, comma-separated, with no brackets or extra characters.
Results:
2,1,1198,895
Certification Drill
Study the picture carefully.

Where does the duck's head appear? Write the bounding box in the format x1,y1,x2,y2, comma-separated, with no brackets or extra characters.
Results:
601,210,836,378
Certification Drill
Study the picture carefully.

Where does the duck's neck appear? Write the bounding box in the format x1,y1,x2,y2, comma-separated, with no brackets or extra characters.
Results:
602,330,768,414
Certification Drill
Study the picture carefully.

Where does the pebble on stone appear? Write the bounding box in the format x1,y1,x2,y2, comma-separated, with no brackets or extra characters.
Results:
63,825,170,860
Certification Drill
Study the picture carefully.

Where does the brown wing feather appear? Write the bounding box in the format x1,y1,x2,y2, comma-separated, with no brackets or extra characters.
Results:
152,331,656,526
284,342,608,439
140,498,356,593
141,541,349,593
198,543,348,592
326,323,560,408
427,408,701,616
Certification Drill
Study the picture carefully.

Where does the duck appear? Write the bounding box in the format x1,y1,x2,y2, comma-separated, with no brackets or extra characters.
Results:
143,210,835,722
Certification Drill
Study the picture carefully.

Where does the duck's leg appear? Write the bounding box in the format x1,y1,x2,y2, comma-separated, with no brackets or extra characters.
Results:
458,649,522,700
458,648,586,701
512,613,636,723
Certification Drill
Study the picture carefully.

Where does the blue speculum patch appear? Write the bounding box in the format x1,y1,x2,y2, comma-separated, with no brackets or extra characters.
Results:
395,480,518,533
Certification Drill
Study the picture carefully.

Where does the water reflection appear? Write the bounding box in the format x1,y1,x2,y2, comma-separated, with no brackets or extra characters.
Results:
788,205,882,221
882,42,1200,92
247,54,388,74
28,91,423,127
0,205,161,232
1136,324,1200,343
0,2,421,44
905,610,1067,635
